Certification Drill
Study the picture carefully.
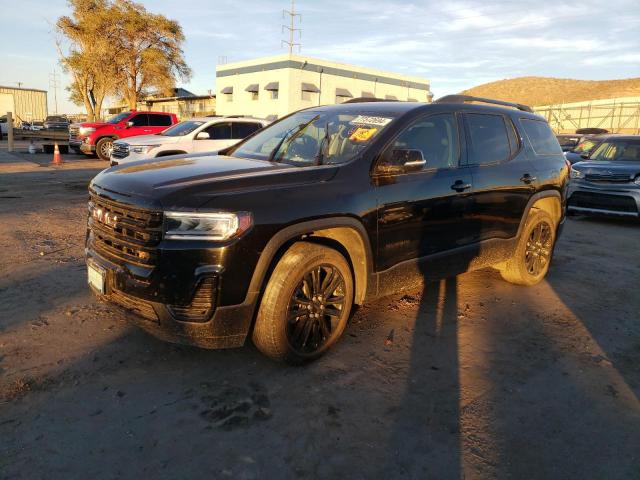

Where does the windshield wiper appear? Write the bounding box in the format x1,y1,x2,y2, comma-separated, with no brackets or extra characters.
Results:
267,115,320,163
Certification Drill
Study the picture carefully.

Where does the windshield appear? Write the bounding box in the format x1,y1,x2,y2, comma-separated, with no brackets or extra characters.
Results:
589,140,640,162
105,112,131,124
160,120,205,136
573,138,599,154
230,110,397,166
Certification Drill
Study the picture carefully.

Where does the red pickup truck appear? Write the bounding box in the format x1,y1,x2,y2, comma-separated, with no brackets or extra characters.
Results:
69,110,178,160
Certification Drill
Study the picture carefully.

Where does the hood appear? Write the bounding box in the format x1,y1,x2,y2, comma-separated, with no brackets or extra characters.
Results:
73,121,109,129
116,134,178,146
572,160,640,176
90,154,338,209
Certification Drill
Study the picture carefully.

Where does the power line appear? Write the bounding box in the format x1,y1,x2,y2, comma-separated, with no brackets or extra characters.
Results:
49,70,60,114
281,0,301,54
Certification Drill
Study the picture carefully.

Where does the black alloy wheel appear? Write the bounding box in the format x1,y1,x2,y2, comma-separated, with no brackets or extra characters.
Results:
524,221,552,276
286,264,346,355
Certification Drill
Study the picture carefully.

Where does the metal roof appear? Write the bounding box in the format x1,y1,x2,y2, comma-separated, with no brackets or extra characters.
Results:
245,84,259,93
301,82,320,93
335,88,353,98
264,82,279,91
220,86,233,94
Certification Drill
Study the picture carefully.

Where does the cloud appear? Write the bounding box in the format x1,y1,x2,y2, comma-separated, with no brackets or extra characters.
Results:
581,53,640,66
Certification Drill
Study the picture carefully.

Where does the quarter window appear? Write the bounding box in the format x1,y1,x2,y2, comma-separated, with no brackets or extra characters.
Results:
384,113,460,171
520,119,563,155
465,113,511,165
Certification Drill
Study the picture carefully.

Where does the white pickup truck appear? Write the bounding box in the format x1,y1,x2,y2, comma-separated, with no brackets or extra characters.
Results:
110,116,270,165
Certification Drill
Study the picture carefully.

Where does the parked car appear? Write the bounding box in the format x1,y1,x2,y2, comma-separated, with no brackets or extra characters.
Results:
44,115,70,130
110,117,269,166
556,134,584,152
86,95,568,363
69,111,179,161
564,133,622,164
0,116,7,137
30,121,44,131
568,136,640,217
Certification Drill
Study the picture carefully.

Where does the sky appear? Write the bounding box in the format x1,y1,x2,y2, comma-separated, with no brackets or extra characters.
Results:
1,0,639,114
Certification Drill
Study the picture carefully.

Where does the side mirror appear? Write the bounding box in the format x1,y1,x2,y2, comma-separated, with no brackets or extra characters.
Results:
195,131,210,140
126,121,134,128
580,153,589,159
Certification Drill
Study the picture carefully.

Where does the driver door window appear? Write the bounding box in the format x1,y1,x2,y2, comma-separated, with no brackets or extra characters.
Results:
205,122,232,140
380,113,460,173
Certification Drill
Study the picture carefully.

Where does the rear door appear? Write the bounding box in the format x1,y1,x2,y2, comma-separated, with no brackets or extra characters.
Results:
192,121,233,153
147,114,173,134
463,112,534,242
374,112,475,274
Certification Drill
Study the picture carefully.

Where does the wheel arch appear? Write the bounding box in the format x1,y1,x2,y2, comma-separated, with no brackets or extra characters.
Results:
247,217,374,307
517,190,562,238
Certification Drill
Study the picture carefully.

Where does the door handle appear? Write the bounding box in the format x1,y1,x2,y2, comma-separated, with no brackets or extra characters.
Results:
451,180,472,192
520,174,537,184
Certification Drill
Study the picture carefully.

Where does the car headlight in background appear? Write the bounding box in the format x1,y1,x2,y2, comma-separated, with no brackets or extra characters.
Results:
570,167,584,179
164,212,252,241
634,175,640,185
79,126,96,135
132,145,160,154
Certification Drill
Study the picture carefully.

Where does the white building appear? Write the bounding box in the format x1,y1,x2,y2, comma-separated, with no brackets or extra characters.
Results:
215,54,432,119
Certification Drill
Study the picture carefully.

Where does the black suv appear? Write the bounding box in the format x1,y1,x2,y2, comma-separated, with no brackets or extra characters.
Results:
86,96,569,363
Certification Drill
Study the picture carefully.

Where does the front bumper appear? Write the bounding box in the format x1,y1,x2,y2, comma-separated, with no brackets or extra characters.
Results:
79,143,96,154
567,181,640,217
86,251,258,349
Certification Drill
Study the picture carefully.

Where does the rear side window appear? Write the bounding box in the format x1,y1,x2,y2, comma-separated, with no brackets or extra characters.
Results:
465,113,511,165
129,114,149,127
232,122,262,139
205,122,232,140
521,119,563,155
148,114,173,127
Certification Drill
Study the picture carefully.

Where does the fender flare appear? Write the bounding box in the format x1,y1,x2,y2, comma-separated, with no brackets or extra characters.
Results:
516,189,562,238
246,217,375,306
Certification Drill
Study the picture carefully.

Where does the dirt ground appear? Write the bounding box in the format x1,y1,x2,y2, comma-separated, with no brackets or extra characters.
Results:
1,144,639,480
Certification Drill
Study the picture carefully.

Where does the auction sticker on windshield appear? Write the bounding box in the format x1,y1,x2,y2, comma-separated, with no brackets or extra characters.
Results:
349,127,378,142
350,115,393,127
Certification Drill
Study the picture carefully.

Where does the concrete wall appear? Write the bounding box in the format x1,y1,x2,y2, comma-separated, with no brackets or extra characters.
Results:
0,86,47,122
216,54,431,119
534,97,640,134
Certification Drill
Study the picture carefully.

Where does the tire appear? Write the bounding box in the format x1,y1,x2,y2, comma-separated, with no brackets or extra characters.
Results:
96,137,114,161
252,242,354,364
500,208,557,286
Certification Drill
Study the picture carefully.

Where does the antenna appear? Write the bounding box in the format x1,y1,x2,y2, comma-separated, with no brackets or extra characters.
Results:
15,82,23,89
281,0,301,54
49,70,60,114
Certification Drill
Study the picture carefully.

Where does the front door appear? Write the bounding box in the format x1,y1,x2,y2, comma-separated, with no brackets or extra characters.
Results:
192,122,234,153
374,112,475,282
126,113,152,137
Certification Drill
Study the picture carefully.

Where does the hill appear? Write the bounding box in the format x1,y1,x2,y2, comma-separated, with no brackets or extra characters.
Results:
460,77,640,107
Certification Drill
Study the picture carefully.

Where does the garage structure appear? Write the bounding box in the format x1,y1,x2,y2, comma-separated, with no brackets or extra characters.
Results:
215,54,432,119
0,85,48,123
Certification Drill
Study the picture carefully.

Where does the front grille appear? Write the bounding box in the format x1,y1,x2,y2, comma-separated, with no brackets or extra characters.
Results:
109,289,158,321
569,192,638,213
585,173,631,183
111,143,130,159
88,193,163,266
69,125,79,141
169,277,218,323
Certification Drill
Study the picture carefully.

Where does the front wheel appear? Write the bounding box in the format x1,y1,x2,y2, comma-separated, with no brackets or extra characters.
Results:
95,137,114,161
252,242,354,364
500,208,557,286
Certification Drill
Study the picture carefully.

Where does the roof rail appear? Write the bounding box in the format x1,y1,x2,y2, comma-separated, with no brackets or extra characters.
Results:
434,95,533,113
343,97,397,104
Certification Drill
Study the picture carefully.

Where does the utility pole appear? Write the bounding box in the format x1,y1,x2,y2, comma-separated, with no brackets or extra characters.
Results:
281,0,301,54
15,82,23,89
49,70,60,114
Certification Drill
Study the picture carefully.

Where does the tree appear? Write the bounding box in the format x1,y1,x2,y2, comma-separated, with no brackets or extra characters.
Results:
56,0,191,118
111,0,191,109
56,0,120,121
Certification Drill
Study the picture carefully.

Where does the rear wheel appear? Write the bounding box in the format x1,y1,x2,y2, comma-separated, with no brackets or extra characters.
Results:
500,209,557,286
96,137,114,161
252,242,354,364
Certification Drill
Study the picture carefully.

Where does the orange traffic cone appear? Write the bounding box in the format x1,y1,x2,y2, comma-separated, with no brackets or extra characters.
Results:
51,142,63,167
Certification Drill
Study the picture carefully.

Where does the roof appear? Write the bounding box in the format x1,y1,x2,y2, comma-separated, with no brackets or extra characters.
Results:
0,85,48,94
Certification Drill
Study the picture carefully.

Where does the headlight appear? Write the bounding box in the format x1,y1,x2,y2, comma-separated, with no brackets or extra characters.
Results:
79,127,96,135
634,175,640,185
164,212,252,241
132,145,160,154
570,167,584,179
